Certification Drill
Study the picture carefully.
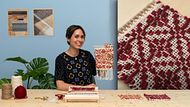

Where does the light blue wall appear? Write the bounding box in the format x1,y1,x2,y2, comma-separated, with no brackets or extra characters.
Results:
0,0,117,89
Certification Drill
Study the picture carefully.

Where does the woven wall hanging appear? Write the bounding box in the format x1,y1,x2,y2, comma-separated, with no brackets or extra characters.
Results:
94,43,114,80
118,0,190,89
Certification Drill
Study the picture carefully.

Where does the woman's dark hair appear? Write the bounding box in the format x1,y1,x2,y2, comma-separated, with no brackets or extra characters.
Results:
66,25,86,45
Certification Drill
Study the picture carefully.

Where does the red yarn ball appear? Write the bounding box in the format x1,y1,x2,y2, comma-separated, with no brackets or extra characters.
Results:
14,85,27,99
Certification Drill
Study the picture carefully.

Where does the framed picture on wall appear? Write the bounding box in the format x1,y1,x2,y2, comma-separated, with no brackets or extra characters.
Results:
8,9,28,36
33,8,54,36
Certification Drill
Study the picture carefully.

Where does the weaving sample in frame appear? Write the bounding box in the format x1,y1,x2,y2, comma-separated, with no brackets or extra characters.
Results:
118,1,190,89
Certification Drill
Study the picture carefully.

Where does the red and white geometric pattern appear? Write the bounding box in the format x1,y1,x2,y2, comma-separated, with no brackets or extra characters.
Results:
118,1,190,89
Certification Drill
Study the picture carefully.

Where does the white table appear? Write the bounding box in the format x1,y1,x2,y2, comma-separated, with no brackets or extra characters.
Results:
1,89,190,107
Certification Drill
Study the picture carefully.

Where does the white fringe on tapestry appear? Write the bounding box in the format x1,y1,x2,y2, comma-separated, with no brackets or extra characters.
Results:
118,0,162,40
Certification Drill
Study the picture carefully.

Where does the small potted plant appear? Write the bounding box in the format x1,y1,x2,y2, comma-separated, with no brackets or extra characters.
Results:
1,56,56,89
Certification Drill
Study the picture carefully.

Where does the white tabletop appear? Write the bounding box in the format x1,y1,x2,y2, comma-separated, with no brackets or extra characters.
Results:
1,89,190,107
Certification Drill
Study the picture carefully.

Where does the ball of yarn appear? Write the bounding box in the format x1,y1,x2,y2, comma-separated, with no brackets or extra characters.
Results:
14,85,27,99
1,83,13,99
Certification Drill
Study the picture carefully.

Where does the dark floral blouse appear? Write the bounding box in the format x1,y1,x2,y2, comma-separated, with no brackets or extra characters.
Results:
55,49,96,86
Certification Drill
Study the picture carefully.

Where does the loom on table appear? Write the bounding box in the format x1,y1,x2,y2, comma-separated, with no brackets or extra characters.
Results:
64,86,99,102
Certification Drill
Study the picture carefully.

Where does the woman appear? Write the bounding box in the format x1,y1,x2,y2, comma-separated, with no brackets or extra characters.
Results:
55,25,97,91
